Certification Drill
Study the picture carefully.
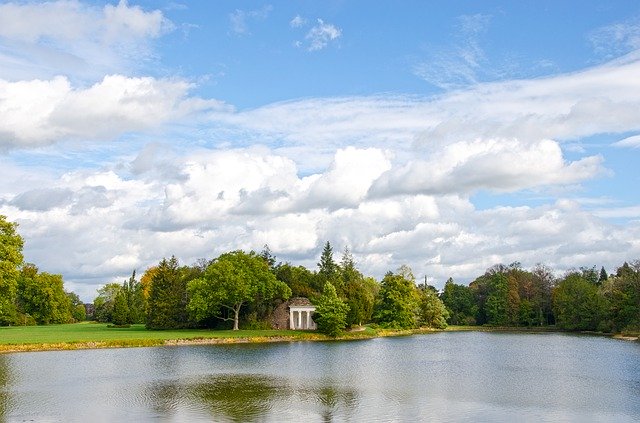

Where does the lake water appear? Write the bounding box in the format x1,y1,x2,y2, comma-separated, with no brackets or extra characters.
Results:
1,332,639,422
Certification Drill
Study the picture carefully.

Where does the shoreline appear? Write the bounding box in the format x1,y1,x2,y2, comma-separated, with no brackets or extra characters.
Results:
1,325,636,355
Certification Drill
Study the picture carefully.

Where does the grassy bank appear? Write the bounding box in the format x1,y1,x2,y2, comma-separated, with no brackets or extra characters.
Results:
0,322,380,353
2,323,635,354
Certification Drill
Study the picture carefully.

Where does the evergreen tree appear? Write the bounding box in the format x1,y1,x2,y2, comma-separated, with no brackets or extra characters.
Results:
147,256,188,329
317,241,338,290
111,289,130,326
598,266,608,285
259,244,277,271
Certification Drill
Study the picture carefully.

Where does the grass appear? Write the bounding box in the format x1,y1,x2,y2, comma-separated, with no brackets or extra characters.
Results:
0,322,383,353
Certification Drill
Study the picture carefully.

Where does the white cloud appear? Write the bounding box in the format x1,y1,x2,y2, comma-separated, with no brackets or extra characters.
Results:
2,141,639,301
290,15,307,28
300,19,342,51
0,75,224,148
3,34,640,300
613,134,640,148
590,16,640,58
229,5,272,35
413,13,492,89
0,0,173,80
368,138,605,197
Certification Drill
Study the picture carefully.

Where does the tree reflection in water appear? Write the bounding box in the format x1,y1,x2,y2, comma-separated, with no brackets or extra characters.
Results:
0,355,11,418
148,373,360,422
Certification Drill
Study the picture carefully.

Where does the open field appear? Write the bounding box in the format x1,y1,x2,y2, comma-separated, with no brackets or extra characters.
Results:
1,323,634,354
0,322,380,353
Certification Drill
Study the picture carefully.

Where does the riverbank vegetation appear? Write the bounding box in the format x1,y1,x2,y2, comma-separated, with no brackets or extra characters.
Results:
2,215,639,339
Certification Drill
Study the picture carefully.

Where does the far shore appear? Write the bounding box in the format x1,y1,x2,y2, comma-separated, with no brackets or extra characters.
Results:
0,323,637,354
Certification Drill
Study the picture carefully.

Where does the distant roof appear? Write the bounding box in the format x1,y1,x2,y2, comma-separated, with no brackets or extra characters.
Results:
288,297,313,307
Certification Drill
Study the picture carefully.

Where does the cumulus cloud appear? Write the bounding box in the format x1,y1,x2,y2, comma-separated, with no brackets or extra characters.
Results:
368,139,605,197
0,74,224,148
3,37,640,300
0,0,173,80
2,140,639,301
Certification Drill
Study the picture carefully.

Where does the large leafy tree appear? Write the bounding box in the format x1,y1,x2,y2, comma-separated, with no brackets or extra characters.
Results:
417,284,449,329
93,283,122,323
313,282,349,337
276,263,318,299
374,267,420,329
17,264,72,324
146,256,189,329
601,262,640,332
188,250,291,330
485,272,509,326
0,215,24,325
553,272,605,331
440,278,477,325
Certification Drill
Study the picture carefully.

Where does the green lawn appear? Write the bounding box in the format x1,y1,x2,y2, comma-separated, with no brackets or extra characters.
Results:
0,322,380,352
0,322,316,345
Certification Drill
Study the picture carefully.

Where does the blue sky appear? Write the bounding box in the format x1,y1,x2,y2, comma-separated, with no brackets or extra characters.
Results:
1,0,639,300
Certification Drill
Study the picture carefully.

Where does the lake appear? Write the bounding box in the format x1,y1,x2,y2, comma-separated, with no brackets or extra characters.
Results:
1,332,639,422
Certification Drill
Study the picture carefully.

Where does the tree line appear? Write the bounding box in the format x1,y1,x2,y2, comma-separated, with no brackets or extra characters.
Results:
2,215,638,336
0,215,85,326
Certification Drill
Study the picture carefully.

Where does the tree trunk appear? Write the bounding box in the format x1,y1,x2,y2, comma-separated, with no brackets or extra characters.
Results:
233,304,241,330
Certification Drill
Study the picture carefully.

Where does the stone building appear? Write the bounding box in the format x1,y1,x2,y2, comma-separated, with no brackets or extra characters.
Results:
269,297,317,330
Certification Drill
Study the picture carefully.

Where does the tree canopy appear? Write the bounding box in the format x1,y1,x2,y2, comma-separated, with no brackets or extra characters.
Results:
188,250,291,330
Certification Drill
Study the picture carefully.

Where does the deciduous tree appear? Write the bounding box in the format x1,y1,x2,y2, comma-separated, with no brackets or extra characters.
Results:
0,215,23,325
188,251,291,330
313,282,349,337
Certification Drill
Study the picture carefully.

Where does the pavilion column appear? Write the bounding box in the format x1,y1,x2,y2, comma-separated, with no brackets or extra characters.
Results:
297,310,302,329
306,311,310,329
289,309,294,330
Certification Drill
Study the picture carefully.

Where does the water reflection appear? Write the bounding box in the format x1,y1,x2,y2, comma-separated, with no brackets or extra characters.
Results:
147,373,360,422
1,334,639,421
0,355,9,418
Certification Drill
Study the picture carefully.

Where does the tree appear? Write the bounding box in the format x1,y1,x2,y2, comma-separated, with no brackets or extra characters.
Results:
440,278,477,325
0,215,24,325
259,244,277,271
485,272,509,326
374,268,419,329
599,267,609,285
417,284,449,329
121,270,145,324
601,261,640,332
338,248,376,326
313,282,349,337
553,272,605,331
17,265,72,325
317,241,339,291
188,251,291,330
276,263,318,299
146,256,189,329
67,292,86,322
111,289,130,326
93,283,122,323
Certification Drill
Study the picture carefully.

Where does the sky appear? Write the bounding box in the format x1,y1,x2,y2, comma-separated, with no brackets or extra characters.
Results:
1,1,640,301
